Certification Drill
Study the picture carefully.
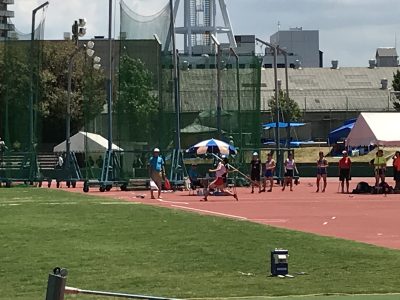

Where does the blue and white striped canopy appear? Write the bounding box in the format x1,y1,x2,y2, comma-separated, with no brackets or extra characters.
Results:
186,138,237,156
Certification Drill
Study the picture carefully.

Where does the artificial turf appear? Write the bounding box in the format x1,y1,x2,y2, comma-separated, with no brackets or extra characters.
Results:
0,187,399,300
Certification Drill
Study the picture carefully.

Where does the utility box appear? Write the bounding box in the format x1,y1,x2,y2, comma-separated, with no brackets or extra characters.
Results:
270,249,289,276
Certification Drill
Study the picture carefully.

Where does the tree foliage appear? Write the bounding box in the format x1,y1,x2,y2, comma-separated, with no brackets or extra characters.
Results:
268,90,302,122
0,40,106,147
115,54,159,141
0,41,32,148
392,70,400,111
39,41,106,134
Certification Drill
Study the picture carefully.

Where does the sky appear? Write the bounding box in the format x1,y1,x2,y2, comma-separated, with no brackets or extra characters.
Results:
11,0,400,67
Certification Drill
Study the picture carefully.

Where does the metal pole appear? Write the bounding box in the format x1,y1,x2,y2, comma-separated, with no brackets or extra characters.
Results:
282,50,290,148
210,34,222,138
107,0,113,151
29,1,49,152
66,57,73,171
230,47,241,148
272,46,281,178
255,38,281,178
28,1,49,183
65,286,180,300
169,0,181,150
66,23,79,177
216,44,222,138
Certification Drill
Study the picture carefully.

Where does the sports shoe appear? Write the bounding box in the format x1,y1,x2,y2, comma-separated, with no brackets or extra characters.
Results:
234,194,238,201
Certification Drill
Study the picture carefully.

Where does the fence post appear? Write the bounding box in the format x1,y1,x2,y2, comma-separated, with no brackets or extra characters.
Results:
45,267,68,300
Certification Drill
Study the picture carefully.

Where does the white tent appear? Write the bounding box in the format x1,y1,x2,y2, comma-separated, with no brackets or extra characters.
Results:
346,112,400,147
53,131,123,153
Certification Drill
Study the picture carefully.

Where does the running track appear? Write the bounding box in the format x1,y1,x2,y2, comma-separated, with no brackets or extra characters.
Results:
63,178,400,250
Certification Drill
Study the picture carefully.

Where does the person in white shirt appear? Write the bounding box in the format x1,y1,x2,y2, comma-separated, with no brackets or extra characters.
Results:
202,155,238,201
282,152,298,191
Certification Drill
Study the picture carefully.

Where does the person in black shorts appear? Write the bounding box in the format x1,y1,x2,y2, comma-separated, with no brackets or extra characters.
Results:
316,151,328,192
338,150,352,193
250,152,261,193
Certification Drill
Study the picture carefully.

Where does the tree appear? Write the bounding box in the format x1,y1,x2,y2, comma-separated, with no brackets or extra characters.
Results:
0,41,32,149
115,54,159,142
268,90,302,122
392,70,400,111
39,41,106,142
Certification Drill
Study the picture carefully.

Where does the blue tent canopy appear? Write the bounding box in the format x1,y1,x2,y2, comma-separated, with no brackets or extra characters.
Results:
328,120,355,144
262,122,305,129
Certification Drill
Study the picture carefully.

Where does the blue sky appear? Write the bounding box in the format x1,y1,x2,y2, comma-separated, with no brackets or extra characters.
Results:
12,0,400,67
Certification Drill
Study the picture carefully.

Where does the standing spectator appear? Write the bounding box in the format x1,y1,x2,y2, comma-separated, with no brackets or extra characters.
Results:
262,152,276,192
55,154,64,169
249,152,261,193
88,156,95,167
393,151,400,190
338,150,352,193
96,155,103,168
0,137,7,152
282,152,298,191
316,151,328,192
148,148,166,199
0,137,7,164
373,149,386,187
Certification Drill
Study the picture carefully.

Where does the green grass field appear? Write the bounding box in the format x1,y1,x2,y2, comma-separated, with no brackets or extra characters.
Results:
1,187,400,300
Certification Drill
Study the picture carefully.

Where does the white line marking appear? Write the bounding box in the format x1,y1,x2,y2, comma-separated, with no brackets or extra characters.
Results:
171,205,248,220
331,216,336,220
251,219,288,223
323,221,328,225
157,199,189,205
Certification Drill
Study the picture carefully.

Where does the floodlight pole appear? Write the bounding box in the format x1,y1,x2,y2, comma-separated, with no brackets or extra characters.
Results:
230,47,242,148
255,38,281,180
211,34,222,139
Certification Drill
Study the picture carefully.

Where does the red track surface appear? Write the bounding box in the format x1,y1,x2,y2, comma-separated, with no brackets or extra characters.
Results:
63,177,400,250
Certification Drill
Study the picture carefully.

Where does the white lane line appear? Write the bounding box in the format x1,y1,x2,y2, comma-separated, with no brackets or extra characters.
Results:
171,205,248,220
157,199,189,205
251,218,288,223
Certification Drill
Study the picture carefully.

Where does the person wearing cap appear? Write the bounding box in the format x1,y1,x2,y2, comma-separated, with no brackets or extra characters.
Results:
262,152,276,192
282,152,298,192
249,151,261,193
202,154,238,201
148,148,165,199
338,150,351,193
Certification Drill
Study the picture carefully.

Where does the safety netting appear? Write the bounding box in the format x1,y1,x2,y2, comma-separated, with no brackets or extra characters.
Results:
0,11,48,184
1,0,262,185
